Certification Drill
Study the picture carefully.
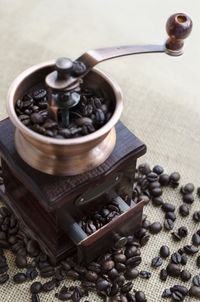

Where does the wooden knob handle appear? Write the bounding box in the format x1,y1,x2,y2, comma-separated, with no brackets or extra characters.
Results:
165,13,193,56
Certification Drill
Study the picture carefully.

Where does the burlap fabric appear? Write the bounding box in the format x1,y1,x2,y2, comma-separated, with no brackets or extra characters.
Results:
0,0,200,301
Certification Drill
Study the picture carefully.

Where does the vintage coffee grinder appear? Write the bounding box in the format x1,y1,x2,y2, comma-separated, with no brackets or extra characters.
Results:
0,14,192,264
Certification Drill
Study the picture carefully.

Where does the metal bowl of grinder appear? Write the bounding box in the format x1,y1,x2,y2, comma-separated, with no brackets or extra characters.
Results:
6,60,123,176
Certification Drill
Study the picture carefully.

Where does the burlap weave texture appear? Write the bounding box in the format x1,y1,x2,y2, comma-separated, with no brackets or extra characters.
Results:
0,0,200,301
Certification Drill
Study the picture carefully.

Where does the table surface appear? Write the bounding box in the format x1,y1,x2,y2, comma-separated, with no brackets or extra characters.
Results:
0,0,200,301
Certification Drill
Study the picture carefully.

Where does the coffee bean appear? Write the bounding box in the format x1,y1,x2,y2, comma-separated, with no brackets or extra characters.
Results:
151,257,163,268
171,253,182,264
15,255,27,268
138,163,151,175
135,291,146,302
114,254,126,263
108,268,119,280
169,172,180,187
160,246,170,258
159,174,170,186
167,263,181,277
125,246,138,258
85,270,98,282
139,271,151,279
115,263,126,273
193,211,200,222
71,286,84,301
153,165,164,175
181,183,195,194
147,172,158,182
165,212,176,221
160,269,168,281
32,294,40,302
124,268,139,280
67,270,80,280
179,204,189,217
140,234,150,247
162,203,175,212
180,255,187,266
27,240,40,257
57,290,72,301
30,282,42,294
197,187,200,196
33,89,46,100
121,282,133,294
149,222,162,234
103,260,115,271
171,232,181,241
193,275,200,287
161,289,171,298
27,267,38,280
192,233,200,246
150,187,163,197
178,226,188,238
125,256,141,268
183,193,194,204
183,245,198,255
141,219,151,229
164,219,174,231
189,286,200,298
126,292,136,302
13,272,27,283
42,279,56,292
0,273,9,284
149,181,160,190
30,113,44,124
152,197,163,206
180,269,191,281
96,279,110,291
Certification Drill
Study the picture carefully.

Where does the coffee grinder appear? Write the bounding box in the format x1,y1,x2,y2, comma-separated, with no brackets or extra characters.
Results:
0,14,192,264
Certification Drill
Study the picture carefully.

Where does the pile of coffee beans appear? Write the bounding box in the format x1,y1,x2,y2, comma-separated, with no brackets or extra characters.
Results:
0,161,200,301
15,85,113,138
79,201,123,235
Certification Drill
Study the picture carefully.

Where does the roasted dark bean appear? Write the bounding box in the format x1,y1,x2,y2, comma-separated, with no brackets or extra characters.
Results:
166,263,181,277
0,273,9,284
160,245,170,258
121,282,133,294
30,282,42,294
181,183,195,194
192,275,200,287
151,257,163,268
13,272,27,283
153,165,164,175
139,271,151,279
149,222,162,234
124,268,139,280
165,211,176,221
180,269,191,281
162,203,175,212
135,291,146,302
189,286,200,298
179,204,189,217
160,269,168,281
171,253,182,264
183,245,198,255
164,219,174,230
178,226,188,238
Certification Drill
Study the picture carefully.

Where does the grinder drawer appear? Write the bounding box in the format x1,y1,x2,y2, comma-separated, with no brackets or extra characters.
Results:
59,197,144,264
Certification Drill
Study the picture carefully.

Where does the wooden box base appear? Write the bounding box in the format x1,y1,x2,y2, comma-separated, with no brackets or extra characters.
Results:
0,118,146,264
